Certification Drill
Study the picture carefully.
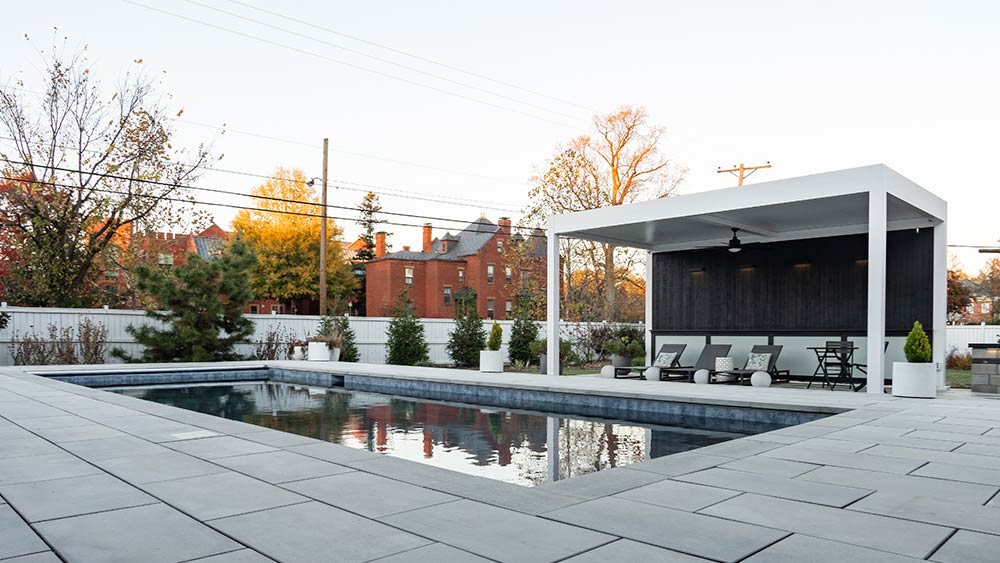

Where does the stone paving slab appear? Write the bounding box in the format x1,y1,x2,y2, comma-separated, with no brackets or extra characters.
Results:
912,461,1000,486
285,440,384,464
368,543,493,563
282,471,458,518
742,534,925,563
142,472,310,521
675,467,872,507
0,452,102,486
93,449,230,484
342,453,470,486
0,473,157,522
622,451,732,477
760,445,926,474
931,530,1000,563
717,455,820,478
381,499,616,563
545,496,788,563
613,477,740,511
211,501,432,563
562,539,713,562
164,436,278,459
539,466,666,499
797,465,999,505
211,450,354,484
425,474,584,515
849,492,1000,535
35,503,242,563
0,504,48,560
185,549,276,563
60,434,170,460
700,493,953,558
1,552,63,563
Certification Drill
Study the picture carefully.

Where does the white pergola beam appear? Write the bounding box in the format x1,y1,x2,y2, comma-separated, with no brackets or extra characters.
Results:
866,188,888,393
546,225,560,377
933,219,948,390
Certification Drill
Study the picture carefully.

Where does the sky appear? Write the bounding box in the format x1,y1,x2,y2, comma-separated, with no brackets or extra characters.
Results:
2,0,999,272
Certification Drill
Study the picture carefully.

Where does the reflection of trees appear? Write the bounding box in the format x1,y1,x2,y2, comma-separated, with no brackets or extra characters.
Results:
139,385,257,420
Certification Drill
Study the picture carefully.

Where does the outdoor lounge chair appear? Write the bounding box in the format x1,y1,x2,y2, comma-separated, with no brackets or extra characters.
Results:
614,344,687,379
658,344,732,382
722,345,790,385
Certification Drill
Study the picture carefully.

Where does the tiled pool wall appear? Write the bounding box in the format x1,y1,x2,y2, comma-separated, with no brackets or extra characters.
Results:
47,367,827,433
344,375,828,433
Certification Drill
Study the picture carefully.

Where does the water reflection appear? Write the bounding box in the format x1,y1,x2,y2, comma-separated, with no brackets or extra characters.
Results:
114,382,747,487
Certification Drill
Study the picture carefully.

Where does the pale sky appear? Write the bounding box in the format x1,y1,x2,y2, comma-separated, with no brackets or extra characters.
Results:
3,1,999,272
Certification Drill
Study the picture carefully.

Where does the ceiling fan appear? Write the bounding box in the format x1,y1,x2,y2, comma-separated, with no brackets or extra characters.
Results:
696,227,747,253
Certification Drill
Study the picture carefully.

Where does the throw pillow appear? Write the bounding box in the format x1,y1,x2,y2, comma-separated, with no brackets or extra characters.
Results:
653,352,677,367
746,352,771,371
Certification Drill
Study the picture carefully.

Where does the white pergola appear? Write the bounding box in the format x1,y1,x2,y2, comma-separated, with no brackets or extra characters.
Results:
545,164,947,394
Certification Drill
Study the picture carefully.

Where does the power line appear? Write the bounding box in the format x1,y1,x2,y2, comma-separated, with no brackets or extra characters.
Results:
121,0,578,129
0,134,523,213
0,160,545,238
179,0,579,121
224,0,593,113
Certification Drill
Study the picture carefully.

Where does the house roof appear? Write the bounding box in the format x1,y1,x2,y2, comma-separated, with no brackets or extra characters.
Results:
549,164,946,252
378,217,501,262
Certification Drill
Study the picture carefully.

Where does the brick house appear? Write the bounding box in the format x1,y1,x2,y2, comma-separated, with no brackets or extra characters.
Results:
958,279,996,324
364,217,546,319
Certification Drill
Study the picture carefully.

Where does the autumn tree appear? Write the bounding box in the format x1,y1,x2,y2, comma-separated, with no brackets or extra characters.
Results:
231,168,355,313
947,269,972,322
976,257,1000,323
351,191,387,315
526,106,685,320
0,44,209,307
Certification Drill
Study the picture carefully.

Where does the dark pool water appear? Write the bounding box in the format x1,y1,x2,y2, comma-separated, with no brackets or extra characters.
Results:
112,381,750,486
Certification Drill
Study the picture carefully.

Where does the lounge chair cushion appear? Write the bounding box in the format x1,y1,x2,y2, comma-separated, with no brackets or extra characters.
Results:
746,352,771,371
653,352,677,367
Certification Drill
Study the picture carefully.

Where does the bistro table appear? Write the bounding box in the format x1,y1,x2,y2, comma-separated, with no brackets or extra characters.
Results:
807,344,859,391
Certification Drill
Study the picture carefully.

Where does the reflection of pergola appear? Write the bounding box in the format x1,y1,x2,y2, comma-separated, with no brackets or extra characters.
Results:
545,165,947,394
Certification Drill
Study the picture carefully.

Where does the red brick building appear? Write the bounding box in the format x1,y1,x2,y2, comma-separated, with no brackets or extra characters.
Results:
365,217,546,319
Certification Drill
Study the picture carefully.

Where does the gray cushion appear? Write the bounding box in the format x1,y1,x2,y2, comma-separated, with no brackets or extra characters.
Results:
653,352,677,367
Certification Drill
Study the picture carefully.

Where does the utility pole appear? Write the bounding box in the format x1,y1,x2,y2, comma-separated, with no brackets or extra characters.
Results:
319,138,329,316
717,161,771,186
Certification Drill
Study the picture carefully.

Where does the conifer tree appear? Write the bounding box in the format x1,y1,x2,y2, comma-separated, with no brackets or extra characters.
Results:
508,292,539,365
385,292,429,365
114,239,256,362
330,316,359,362
447,294,486,367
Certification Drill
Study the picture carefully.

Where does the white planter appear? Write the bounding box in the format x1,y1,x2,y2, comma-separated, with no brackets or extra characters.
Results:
291,346,305,361
330,347,341,362
480,350,503,373
891,362,936,398
307,342,331,361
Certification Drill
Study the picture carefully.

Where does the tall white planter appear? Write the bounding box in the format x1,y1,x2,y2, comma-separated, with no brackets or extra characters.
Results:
480,350,503,373
307,342,331,361
891,362,936,398
330,347,341,362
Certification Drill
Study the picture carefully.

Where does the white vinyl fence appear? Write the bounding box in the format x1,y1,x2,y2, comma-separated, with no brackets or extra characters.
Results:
0,305,989,367
0,306,625,366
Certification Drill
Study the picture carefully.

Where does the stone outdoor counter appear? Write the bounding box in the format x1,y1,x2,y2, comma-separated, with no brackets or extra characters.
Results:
970,343,1000,393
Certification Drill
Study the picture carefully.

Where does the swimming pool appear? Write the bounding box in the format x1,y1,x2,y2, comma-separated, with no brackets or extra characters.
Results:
110,381,753,486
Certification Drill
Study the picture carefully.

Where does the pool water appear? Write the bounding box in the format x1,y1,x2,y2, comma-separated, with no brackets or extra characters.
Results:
112,381,750,486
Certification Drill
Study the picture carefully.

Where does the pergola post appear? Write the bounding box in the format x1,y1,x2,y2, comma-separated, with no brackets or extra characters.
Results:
866,188,888,393
933,219,948,390
546,228,560,377
645,251,654,365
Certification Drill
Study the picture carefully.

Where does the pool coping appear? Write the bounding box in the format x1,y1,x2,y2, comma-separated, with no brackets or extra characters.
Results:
3,361,1000,562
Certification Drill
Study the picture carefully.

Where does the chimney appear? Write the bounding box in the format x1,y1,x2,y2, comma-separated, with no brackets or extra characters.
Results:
375,231,387,258
402,245,410,252
422,223,433,253
498,217,511,235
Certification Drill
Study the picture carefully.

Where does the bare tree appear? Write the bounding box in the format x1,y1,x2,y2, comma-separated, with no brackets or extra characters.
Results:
0,42,210,306
526,105,685,320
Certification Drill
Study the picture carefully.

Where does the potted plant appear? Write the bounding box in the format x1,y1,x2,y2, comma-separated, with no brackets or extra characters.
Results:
604,336,645,368
530,338,574,374
289,339,306,361
480,323,504,373
892,321,936,398
306,331,343,362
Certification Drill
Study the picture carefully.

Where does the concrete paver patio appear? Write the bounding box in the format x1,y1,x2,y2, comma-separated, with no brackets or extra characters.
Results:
0,361,999,562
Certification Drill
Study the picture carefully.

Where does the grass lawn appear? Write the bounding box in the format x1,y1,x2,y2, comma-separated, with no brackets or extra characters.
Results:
947,369,971,389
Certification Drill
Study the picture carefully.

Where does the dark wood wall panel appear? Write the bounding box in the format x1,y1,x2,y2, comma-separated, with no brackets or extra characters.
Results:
651,229,933,335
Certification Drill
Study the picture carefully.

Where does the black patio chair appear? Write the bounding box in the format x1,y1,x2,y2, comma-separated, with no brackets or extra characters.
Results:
614,344,687,379
807,341,857,390
724,345,790,385
659,344,732,382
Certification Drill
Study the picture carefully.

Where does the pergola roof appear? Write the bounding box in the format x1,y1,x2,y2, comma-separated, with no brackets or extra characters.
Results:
550,164,946,252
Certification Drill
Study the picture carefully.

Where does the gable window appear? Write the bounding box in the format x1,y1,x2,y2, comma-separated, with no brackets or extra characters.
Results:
486,298,495,320
271,305,284,314
249,304,259,314
505,299,513,318
487,264,495,284
443,286,452,306
458,268,465,285
967,304,975,314
505,267,512,284
157,253,174,269
404,267,414,286
497,239,504,254
984,302,992,315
